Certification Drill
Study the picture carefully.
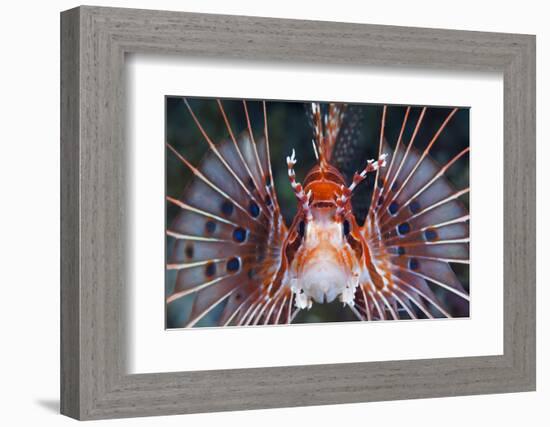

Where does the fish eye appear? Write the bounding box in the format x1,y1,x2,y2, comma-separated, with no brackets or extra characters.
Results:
343,219,350,236
298,220,305,237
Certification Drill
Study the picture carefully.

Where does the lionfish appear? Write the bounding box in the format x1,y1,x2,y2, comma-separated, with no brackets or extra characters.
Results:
166,99,469,327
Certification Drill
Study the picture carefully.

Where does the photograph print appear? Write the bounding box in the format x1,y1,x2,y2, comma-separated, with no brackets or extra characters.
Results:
165,98,470,328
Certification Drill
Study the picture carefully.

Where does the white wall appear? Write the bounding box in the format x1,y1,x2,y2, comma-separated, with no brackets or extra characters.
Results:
0,0,546,425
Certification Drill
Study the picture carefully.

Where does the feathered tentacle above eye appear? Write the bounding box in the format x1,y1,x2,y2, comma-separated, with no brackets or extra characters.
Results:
166,99,290,327
357,107,470,320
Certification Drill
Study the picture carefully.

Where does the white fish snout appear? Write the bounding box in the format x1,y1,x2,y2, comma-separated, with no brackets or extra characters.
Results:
291,261,359,309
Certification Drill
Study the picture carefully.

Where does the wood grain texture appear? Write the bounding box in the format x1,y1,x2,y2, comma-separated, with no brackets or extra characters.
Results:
60,6,536,420
60,7,80,419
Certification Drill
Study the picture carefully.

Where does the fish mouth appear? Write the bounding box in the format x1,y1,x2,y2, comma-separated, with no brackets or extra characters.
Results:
311,200,337,209
291,258,359,309
304,277,341,304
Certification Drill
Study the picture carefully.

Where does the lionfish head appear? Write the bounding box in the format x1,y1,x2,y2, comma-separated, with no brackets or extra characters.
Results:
283,158,373,310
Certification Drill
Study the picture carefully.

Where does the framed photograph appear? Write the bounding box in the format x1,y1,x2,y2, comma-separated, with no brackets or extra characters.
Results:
164,98,471,329
61,6,536,420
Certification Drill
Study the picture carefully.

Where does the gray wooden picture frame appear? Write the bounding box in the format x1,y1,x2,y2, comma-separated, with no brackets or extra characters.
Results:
60,5,536,420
